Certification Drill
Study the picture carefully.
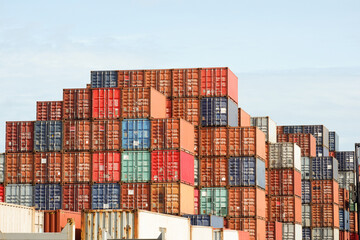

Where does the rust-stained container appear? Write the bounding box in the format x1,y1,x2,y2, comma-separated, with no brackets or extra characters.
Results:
62,183,91,212
144,69,172,97
92,152,121,183
238,108,251,127
228,187,266,218
34,152,62,183
200,157,227,187
121,183,150,210
150,182,194,215
266,221,283,240
228,217,266,240
350,212,358,232
92,120,121,151
63,152,91,183
268,169,301,197
269,196,302,224
200,127,227,156
63,120,91,151
172,68,200,97
228,127,266,160
166,98,172,118
63,88,91,120
92,88,121,119
118,70,145,88
194,188,199,215
151,118,194,154
6,121,34,153
311,203,339,228
277,133,316,157
5,153,33,184
194,128,199,156
311,180,339,204
172,98,200,126
339,188,349,209
151,150,194,185
36,101,63,121
200,67,238,104
0,184,4,202
121,87,166,119
44,210,81,238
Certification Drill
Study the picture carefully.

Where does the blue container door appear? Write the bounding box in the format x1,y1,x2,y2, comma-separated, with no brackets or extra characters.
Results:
201,97,228,127
302,228,311,240
34,122,47,151
92,183,120,209
48,121,62,151
301,181,311,204
228,157,258,187
34,184,62,210
91,71,118,88
122,119,150,150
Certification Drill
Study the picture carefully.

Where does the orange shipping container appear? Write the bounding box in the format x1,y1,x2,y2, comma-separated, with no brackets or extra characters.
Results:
62,184,91,212
265,143,269,168
265,197,269,221
200,127,227,156
311,203,339,228
91,120,121,151
172,98,200,126
36,101,63,121
121,87,166,119
166,98,172,118
339,188,349,209
150,182,194,215
172,68,200,97
228,187,266,219
268,169,301,197
194,128,199,156
63,152,91,183
121,183,150,210
63,121,91,151
151,118,194,154
277,126,284,135
228,217,266,240
44,210,81,239
200,157,227,187
265,170,269,196
144,69,172,97
238,108,251,127
92,88,121,119
6,121,34,153
350,212,358,232
311,180,339,204
6,153,33,184
63,88,91,120
34,152,62,183
277,133,316,157
266,221,283,240
118,70,145,88
269,196,302,224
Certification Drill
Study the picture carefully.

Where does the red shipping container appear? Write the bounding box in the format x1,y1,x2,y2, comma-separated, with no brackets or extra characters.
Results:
200,67,238,104
269,196,302,224
266,221,282,240
238,231,251,240
277,133,316,157
118,70,145,88
34,152,62,183
339,188,349,209
62,184,91,212
36,101,63,121
121,183,150,210
200,157,227,187
172,68,200,97
194,128,199,156
311,180,339,204
350,233,359,240
311,203,339,228
194,188,199,215
92,152,121,183
166,98,172,118
238,108,251,127
228,187,266,219
350,212,358,232
200,127,227,156
228,217,266,240
92,120,121,151
0,184,4,202
63,88,91,120
268,169,301,197
6,121,34,153
121,87,166,119
340,231,350,240
151,118,194,154
63,152,91,183
329,151,336,158
228,127,266,160
151,150,194,185
92,88,120,119
172,98,200,126
144,69,172,97
44,210,81,239
6,153,33,184
63,121,91,151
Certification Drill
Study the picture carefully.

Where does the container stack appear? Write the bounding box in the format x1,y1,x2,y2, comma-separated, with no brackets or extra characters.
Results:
0,153,4,202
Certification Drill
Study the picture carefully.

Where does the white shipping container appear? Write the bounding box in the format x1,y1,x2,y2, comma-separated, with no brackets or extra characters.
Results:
5,184,34,206
35,211,44,233
269,143,301,171
0,153,4,183
302,205,311,227
191,226,213,240
312,228,339,240
223,229,239,240
282,223,302,240
338,171,356,191
301,157,311,180
251,116,277,143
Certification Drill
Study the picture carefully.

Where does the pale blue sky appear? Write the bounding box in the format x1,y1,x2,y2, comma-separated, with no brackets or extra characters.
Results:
0,0,359,151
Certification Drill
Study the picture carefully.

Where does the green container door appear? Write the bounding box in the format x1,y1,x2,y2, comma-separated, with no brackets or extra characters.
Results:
200,187,228,217
121,151,151,182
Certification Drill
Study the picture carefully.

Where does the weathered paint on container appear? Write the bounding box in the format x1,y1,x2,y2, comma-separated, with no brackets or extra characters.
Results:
34,121,62,152
269,169,301,197
63,120,91,151
151,118,194,154
63,152,91,183
301,157,311,180
269,142,301,171
329,131,339,152
5,184,34,206
312,228,339,240
144,69,172,97
91,71,118,88
0,154,3,183
151,182,194,215
36,101,63,121
238,108,251,127
62,183,91,212
121,87,166,119
172,98,200,126
92,120,121,151
251,116,277,143
200,157,227,187
118,70,145,88
269,196,302,224
200,97,238,127
200,127,227,156
200,187,228,217
302,204,311,227
121,151,150,182
43,210,81,238
190,226,213,240
266,221,282,240
91,183,120,209
92,152,120,183
34,152,62,183
311,180,339,204
312,156,339,181
120,183,150,210
311,204,339,228
63,88,91,120
5,153,33,184
227,217,266,240
282,223,302,240
34,184,62,210
277,133,317,157
121,119,151,150
182,214,224,228
194,128,199,156
228,187,265,219
316,145,330,157
172,68,200,97
0,184,4,202
6,121,34,152
92,88,120,119
336,151,355,171
302,180,311,204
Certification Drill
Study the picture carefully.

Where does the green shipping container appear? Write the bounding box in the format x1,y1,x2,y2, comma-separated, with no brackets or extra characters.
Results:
200,187,228,217
350,192,358,212
121,151,151,182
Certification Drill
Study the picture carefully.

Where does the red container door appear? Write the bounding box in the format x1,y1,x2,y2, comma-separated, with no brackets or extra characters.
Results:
63,88,91,120
91,120,121,151
63,152,91,183
121,183,150,210
118,70,145,88
92,152,121,183
172,68,200,98
172,98,200,126
144,69,172,97
34,153,62,183
63,121,91,151
165,99,172,118
0,184,4,202
200,127,228,156
6,153,33,184
194,189,199,214
92,88,120,119
62,184,91,211
36,101,63,121
6,121,34,152
200,157,227,187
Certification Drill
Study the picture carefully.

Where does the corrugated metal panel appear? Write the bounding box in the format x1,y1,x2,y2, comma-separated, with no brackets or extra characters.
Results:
34,184,62,210
302,204,311,227
282,223,302,240
311,180,339,204
339,209,350,231
200,97,238,127
172,98,200,126
277,133,316,157
63,88,91,120
302,228,311,240
228,217,266,240
5,184,34,206
121,151,150,182
182,214,224,228
144,69,171,97
228,157,265,189
5,153,34,184
200,187,228,217
36,101,63,121
268,169,301,197
63,120,91,151
121,119,150,150
92,88,121,119
302,125,330,148
34,121,62,152
329,131,339,151
301,157,311,180
312,157,338,181
91,183,120,209
6,121,34,153
62,184,91,212
250,116,277,143
302,180,311,204
91,71,118,88
63,152,91,183
172,68,200,98
120,183,150,210
336,151,355,171
34,152,62,183
228,187,265,219
269,142,301,171
312,228,339,240
92,120,121,151
200,157,227,187
0,153,4,183
200,127,228,156
92,152,121,183
194,158,199,186
339,171,355,191
119,70,146,88
316,145,330,157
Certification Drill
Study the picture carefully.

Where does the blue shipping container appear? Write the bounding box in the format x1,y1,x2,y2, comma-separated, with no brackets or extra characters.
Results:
92,183,120,209
228,157,265,189
336,151,355,171
34,184,62,210
345,210,350,231
329,131,339,152
122,119,151,150
34,121,62,152
339,209,350,231
182,215,224,228
316,146,329,157
302,180,311,204
283,125,329,147
91,71,118,88
200,97,238,127
311,157,338,181
302,228,311,240
283,126,303,134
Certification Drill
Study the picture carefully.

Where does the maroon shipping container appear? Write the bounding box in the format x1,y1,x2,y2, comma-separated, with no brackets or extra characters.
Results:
200,127,228,156
311,180,339,204
92,120,121,151
34,152,62,183
172,68,200,97
172,98,200,126
0,184,4,202
277,133,316,157
350,233,359,240
36,101,63,121
6,121,34,153
92,88,121,119
92,152,121,183
268,169,301,197
166,98,172,118
63,88,91,120
44,210,81,239
62,152,91,183
200,157,227,187
62,184,91,212
118,70,145,88
269,196,302,224
151,150,194,185
121,183,150,210
63,121,91,151
194,188,199,215
144,69,172,97
6,153,33,184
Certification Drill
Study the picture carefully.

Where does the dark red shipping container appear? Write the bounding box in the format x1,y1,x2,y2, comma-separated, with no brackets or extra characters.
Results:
120,183,150,210
92,152,121,183
172,98,200,126
144,69,172,97
63,121,91,151
200,127,228,156
311,180,339,204
6,121,34,153
200,157,227,187
44,210,81,239
277,133,316,157
92,120,121,151
350,233,358,240
268,169,301,197
0,184,4,202
277,126,284,135
5,153,33,184
118,70,145,88
92,88,121,119
62,184,91,212
63,152,91,183
34,152,62,183
36,101,63,121
63,88,91,120
266,221,282,240
172,68,200,98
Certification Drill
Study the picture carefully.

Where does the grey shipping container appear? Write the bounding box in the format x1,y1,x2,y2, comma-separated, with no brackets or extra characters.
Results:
34,121,62,152
5,184,34,207
182,214,224,228
338,171,356,191
336,151,355,171
200,97,238,127
91,71,118,88
311,157,338,181
329,131,339,152
250,116,277,143
302,180,311,204
302,204,311,227
311,228,339,240
0,153,4,183
316,146,329,157
301,157,311,180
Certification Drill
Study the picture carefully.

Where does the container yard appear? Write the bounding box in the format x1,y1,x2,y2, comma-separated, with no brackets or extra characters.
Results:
0,67,359,240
